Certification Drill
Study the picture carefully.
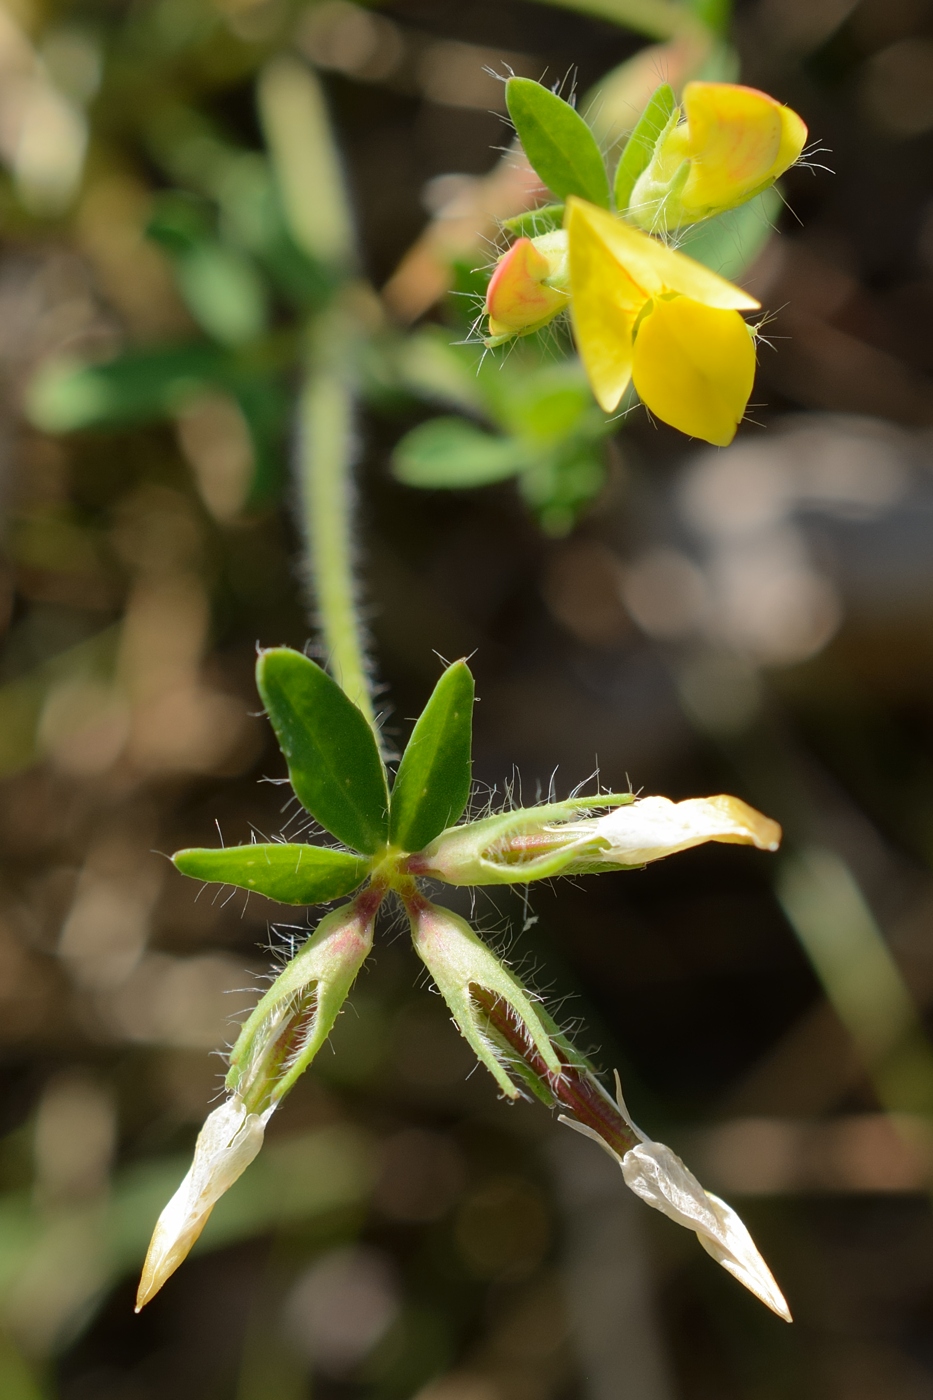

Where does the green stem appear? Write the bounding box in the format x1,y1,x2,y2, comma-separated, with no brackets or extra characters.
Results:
535,0,710,42
297,361,376,731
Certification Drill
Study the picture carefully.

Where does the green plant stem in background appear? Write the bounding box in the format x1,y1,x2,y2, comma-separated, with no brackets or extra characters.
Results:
777,848,933,1119
297,362,375,728
260,57,377,727
258,58,355,269
537,0,711,42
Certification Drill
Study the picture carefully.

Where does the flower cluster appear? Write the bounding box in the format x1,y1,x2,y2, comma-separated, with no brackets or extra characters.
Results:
484,79,808,445
136,649,790,1324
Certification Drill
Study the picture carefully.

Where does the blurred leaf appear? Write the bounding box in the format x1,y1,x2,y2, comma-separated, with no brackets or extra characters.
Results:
27,346,286,505
676,186,780,281
392,330,487,415
506,78,611,209
0,1333,44,1400
501,203,566,238
490,363,602,444
613,83,676,211
687,0,732,37
256,648,389,854
392,418,530,489
233,376,288,504
175,244,269,347
146,190,214,254
173,844,371,904
390,660,474,853
0,626,119,780
26,344,229,432
519,441,608,536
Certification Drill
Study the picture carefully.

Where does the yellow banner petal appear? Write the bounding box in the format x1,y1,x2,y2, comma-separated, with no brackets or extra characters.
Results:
631,296,756,446
565,197,760,311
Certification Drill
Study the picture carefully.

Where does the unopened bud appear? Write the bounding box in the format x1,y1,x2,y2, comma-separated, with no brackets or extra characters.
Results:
485,231,570,343
407,896,561,1098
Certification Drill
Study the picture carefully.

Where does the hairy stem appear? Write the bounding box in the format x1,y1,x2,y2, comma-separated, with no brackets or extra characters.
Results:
296,362,375,729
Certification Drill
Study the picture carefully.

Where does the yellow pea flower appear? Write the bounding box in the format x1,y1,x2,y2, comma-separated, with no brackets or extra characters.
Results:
629,81,808,231
565,196,760,444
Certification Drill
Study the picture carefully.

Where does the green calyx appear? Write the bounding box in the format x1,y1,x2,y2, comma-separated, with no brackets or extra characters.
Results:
169,649,630,1108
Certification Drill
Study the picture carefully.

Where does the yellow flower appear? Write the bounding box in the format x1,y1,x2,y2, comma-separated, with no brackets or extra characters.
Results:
565,196,760,445
484,231,569,340
629,81,808,231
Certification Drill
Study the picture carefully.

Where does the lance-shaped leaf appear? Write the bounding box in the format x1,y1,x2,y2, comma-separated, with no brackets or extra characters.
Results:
173,844,370,904
506,78,611,209
613,83,677,212
390,660,474,853
257,648,389,854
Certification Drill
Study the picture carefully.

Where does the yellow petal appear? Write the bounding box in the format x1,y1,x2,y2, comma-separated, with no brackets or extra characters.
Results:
566,198,644,412
632,296,756,446
566,196,760,311
680,81,808,218
485,236,569,335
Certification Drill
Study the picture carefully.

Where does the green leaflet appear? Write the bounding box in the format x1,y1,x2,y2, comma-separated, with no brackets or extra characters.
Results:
613,83,677,212
392,418,531,489
173,844,370,904
175,243,269,347
256,648,389,854
390,660,474,853
506,78,611,210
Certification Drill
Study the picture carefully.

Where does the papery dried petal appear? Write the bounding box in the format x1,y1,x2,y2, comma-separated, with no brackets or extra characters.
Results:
136,1097,269,1311
621,1140,791,1321
592,794,781,866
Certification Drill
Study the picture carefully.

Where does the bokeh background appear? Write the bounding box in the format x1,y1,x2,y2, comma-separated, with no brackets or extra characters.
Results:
1,0,933,1396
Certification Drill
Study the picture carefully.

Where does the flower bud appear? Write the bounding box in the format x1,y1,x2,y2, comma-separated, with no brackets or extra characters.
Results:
407,896,562,1098
628,82,807,231
136,894,379,1309
485,231,570,342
